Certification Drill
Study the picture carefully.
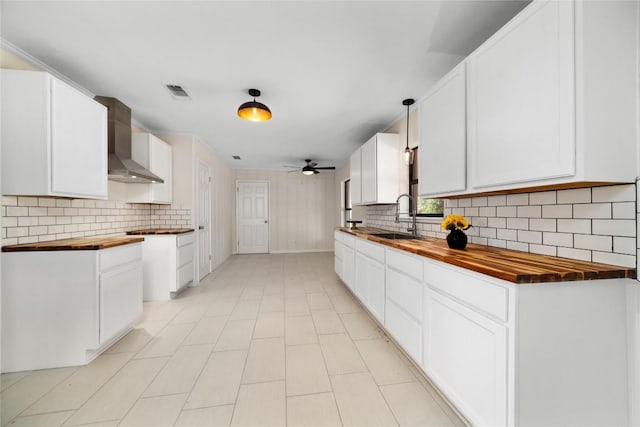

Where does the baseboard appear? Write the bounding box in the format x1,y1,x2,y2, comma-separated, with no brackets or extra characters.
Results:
269,249,334,254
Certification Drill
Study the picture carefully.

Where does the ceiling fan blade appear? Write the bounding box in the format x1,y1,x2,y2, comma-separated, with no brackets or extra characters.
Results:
309,162,318,168
314,166,336,170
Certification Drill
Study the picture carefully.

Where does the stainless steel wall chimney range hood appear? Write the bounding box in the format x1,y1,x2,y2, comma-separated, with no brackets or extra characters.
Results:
93,96,164,184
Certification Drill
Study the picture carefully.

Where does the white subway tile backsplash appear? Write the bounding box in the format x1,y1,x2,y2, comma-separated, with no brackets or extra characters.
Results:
592,251,636,268
614,237,636,255
557,219,591,234
6,206,29,216
458,198,471,208
506,218,528,230
558,247,591,262
2,196,17,206
487,195,506,206
496,206,517,217
573,203,611,219
487,238,507,248
612,202,635,219
18,196,39,206
507,194,528,206
517,230,542,244
592,184,635,203
488,217,506,229
557,188,591,204
592,219,635,237
507,241,528,252
529,218,556,232
497,229,517,241
517,206,541,218
479,228,497,239
573,234,612,252
543,232,573,248
529,244,557,256
465,207,479,217
542,204,572,218
472,197,488,207
529,191,556,205
479,207,496,217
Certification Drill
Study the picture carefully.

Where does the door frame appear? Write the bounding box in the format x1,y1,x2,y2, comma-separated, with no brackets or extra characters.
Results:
235,179,271,254
196,160,212,280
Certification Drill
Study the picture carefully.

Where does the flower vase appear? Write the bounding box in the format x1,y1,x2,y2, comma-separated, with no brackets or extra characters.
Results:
446,229,467,250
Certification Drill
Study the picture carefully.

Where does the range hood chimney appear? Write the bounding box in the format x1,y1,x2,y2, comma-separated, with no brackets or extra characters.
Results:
93,96,164,184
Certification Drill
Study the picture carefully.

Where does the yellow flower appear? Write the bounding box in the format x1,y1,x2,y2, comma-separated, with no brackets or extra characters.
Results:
441,214,471,231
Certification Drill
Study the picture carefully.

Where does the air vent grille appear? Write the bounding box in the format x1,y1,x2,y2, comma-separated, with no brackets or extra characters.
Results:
232,155,241,160
165,84,190,100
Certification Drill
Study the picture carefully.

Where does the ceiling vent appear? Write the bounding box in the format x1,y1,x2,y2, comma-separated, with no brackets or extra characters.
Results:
165,84,191,100
232,155,241,160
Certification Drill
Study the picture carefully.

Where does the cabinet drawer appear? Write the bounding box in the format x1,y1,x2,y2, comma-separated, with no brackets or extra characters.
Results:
177,232,194,247
385,300,422,364
342,233,355,248
386,268,422,321
177,262,194,289
424,259,509,322
99,243,142,272
99,262,142,344
177,244,193,268
386,248,423,281
356,238,384,263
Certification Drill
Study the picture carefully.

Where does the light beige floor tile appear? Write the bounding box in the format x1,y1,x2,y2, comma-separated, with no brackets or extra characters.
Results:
1,371,31,392
240,287,264,301
229,300,261,320
172,303,211,324
185,350,248,409
259,294,285,312
355,339,414,385
287,392,342,427
143,344,213,397
8,410,74,427
205,297,240,317
134,318,171,336
318,334,368,376
311,309,346,335
242,338,285,384
135,322,195,359
328,295,362,314
407,367,466,427
263,283,284,296
214,319,255,351
183,316,227,345
1,367,76,426
323,283,349,296
119,393,187,427
285,296,311,317
306,293,333,310
140,301,187,322
105,328,154,354
253,311,285,339
303,282,325,294
380,382,455,427
175,405,234,427
285,344,331,396
230,381,286,427
285,316,318,346
65,357,167,426
340,312,382,340
330,372,398,427
65,422,119,427
23,353,132,415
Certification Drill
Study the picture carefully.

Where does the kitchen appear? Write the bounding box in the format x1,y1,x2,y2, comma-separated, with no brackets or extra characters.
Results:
1,1,639,426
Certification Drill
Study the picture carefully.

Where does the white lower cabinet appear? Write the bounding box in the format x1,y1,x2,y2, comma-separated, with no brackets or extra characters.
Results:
341,234,356,292
334,231,344,280
137,232,195,301
355,239,385,323
1,243,142,373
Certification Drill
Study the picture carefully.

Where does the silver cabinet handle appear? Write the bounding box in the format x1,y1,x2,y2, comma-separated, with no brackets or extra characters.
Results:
264,220,268,224
198,226,205,230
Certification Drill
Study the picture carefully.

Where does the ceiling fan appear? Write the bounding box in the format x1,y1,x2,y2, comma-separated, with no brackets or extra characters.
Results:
286,159,336,175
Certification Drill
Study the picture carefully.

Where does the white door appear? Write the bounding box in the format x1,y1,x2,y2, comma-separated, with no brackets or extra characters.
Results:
197,162,211,280
237,181,269,254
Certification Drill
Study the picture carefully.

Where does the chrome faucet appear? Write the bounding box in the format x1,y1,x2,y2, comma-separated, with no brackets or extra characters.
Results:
395,193,418,237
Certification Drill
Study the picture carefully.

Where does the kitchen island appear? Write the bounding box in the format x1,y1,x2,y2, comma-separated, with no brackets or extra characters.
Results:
2,236,144,373
335,227,636,426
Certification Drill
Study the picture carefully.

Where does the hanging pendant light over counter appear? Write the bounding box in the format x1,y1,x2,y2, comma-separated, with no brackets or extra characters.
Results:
402,98,415,165
237,88,272,122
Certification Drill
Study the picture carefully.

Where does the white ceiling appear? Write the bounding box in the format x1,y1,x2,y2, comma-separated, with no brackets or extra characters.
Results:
1,0,529,170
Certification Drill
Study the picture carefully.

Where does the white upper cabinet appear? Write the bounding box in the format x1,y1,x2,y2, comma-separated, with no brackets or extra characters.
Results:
350,149,362,205
351,133,400,205
419,63,467,196
468,0,575,189
1,69,108,199
419,0,638,197
127,133,173,204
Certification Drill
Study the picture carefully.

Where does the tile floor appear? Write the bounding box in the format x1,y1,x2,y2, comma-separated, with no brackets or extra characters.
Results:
1,252,465,427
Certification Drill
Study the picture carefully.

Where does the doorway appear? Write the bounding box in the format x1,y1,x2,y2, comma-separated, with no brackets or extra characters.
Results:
236,181,270,254
197,161,211,280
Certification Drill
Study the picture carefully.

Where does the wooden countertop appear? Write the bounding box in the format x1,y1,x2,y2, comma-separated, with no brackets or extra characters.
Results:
126,228,194,235
2,236,144,252
339,227,636,284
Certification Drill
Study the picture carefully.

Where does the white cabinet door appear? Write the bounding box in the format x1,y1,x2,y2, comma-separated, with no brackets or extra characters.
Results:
342,245,356,291
355,252,385,323
419,63,466,196
334,240,344,279
424,288,508,427
468,1,574,189
51,78,108,198
129,133,173,204
99,262,142,344
360,136,377,204
350,150,362,205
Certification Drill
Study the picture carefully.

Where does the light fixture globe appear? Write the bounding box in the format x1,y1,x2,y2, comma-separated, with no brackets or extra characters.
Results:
237,88,272,122
301,167,315,176
402,98,415,165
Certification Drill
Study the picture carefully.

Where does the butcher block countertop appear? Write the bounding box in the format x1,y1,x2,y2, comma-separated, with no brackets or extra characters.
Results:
126,228,194,235
2,236,144,252
339,227,636,284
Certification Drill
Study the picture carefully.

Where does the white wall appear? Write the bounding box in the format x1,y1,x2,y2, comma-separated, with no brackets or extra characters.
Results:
233,169,336,253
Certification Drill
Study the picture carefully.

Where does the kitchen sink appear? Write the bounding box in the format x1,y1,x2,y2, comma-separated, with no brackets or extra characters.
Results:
371,232,416,240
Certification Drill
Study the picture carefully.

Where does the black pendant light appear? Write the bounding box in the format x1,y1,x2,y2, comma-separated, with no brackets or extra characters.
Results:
237,89,272,122
402,98,415,165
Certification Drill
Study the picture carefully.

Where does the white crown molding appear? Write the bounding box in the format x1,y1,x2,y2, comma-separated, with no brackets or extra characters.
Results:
1,37,94,97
